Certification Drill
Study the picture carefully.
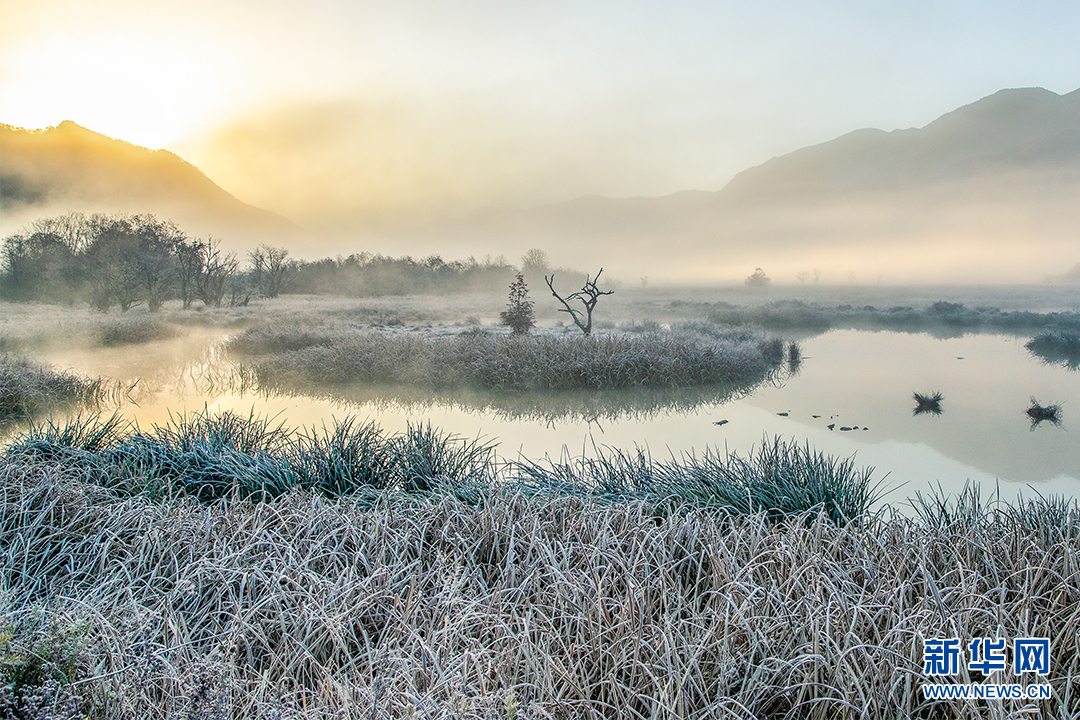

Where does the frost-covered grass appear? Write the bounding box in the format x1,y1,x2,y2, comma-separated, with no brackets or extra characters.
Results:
229,322,786,393
4,411,873,517
1027,331,1080,370
1,462,1077,718
0,354,112,423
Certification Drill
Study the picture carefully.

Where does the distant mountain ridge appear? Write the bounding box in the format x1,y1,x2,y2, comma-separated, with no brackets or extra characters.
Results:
0,121,299,245
447,86,1080,283
721,87,1080,201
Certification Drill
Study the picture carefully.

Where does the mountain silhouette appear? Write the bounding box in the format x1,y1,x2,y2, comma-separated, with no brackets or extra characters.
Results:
1,121,299,245
450,87,1080,283
721,87,1080,201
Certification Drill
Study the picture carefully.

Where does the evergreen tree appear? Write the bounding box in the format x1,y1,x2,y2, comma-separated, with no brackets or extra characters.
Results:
500,273,535,335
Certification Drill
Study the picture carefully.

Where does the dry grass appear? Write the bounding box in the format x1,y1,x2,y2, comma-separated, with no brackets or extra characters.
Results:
2,463,1078,718
0,304,185,351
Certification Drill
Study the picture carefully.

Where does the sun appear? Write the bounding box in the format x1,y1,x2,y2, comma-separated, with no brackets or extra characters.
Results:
0,28,231,149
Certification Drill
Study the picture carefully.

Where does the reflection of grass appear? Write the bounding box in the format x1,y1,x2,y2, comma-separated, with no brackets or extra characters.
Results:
242,377,774,424
1026,331,1080,370
3,460,1078,718
697,299,1080,336
913,391,943,415
230,323,786,393
0,354,112,423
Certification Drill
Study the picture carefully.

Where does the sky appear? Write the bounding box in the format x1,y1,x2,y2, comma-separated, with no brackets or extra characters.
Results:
2,0,1079,232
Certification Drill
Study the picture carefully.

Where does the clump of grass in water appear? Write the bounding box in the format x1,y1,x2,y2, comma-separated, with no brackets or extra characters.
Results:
0,355,114,423
913,390,943,415
229,322,788,392
1027,396,1062,429
1026,331,1080,370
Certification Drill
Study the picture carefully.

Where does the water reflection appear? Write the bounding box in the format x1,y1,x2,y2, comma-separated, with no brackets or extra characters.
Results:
254,376,781,427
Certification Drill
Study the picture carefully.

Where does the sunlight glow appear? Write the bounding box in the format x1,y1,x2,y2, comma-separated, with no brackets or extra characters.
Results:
1,30,233,148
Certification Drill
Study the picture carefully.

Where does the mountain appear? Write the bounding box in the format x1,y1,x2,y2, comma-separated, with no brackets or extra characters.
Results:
721,86,1080,201
445,87,1080,283
0,121,300,246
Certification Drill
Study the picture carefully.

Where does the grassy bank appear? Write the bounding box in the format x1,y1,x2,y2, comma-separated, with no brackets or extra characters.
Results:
0,354,113,423
1,463,1076,719
3,411,872,521
0,305,184,350
229,322,787,393
679,299,1080,335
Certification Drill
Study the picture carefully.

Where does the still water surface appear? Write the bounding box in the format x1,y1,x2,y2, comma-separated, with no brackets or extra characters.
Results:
31,328,1080,508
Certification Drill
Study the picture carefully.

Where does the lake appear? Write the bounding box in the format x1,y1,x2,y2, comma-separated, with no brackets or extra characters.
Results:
26,326,1080,509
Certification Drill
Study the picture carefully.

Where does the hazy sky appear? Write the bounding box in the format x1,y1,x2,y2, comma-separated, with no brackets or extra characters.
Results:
2,0,1079,230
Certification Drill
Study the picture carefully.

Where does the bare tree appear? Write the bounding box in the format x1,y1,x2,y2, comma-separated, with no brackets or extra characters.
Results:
796,270,810,284
812,267,823,285
176,239,204,309
249,244,294,298
545,268,614,336
196,238,239,307
28,212,93,254
521,248,551,275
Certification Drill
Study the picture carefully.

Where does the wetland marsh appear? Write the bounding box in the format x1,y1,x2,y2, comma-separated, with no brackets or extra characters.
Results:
4,286,1080,718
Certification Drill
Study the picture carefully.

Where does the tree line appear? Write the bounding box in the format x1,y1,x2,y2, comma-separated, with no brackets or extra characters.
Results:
0,213,261,310
0,212,560,310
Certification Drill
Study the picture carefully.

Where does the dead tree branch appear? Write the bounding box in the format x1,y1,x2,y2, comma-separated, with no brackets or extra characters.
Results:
545,268,614,336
